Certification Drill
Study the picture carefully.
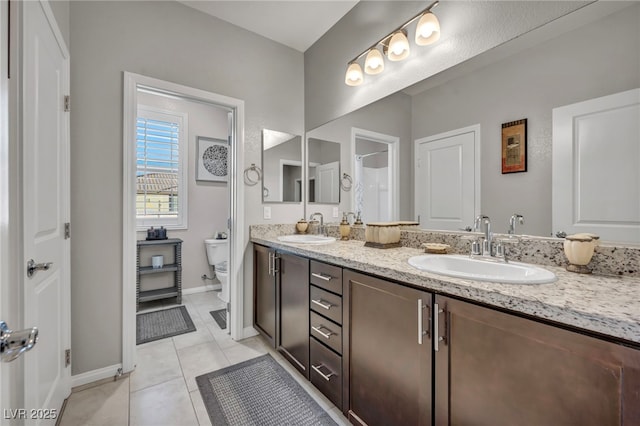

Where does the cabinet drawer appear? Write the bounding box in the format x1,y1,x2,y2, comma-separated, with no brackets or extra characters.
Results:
310,311,342,355
310,337,342,410
310,285,342,325
310,261,342,295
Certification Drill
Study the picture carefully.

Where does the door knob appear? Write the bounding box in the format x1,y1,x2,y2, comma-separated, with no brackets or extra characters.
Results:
0,321,38,363
26,259,53,278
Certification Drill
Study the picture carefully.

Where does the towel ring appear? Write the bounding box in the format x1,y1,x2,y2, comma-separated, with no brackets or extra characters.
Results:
263,187,270,198
340,173,353,191
244,163,262,186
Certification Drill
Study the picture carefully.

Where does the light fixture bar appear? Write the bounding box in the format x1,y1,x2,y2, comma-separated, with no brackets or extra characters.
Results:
347,1,439,65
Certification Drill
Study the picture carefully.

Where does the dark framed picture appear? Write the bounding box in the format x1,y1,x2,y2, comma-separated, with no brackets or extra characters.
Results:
501,119,527,174
196,136,228,182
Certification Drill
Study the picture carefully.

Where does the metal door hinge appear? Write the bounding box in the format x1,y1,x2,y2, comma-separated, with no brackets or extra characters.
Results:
64,223,70,239
65,349,71,367
226,302,231,314
64,95,70,112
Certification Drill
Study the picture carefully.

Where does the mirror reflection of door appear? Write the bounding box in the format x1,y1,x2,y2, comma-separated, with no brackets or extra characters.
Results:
307,138,340,204
262,129,302,203
352,129,399,223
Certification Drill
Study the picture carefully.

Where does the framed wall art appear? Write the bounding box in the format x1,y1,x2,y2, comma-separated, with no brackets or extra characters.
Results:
196,136,228,182
501,119,527,174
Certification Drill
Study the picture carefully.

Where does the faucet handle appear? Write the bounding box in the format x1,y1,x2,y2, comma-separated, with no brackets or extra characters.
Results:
470,239,482,256
495,241,507,261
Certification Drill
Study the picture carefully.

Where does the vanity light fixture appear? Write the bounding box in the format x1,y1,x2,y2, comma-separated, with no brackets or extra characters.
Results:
344,1,440,86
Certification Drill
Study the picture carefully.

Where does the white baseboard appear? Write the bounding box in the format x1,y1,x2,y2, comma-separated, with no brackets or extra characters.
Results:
242,326,259,339
183,283,220,295
71,363,124,389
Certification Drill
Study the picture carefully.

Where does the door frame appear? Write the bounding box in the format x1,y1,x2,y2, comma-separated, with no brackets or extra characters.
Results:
122,72,245,373
414,124,481,226
350,128,399,220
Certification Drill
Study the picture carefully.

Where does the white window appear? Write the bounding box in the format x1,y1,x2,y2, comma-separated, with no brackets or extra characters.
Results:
136,106,188,229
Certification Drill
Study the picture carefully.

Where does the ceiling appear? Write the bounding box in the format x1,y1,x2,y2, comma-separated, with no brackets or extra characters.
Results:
178,1,359,52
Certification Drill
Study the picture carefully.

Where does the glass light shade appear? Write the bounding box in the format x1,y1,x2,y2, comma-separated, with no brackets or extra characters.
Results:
364,49,385,75
415,12,440,46
345,62,364,86
387,31,410,61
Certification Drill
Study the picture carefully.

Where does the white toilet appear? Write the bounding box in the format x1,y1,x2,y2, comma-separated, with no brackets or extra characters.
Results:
204,238,229,302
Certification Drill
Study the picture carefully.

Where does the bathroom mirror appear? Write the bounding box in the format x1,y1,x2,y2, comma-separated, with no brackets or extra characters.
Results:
307,138,341,204
304,2,640,242
262,129,303,203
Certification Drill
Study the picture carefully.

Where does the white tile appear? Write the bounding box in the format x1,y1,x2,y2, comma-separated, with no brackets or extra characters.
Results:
172,325,215,351
177,341,230,392
130,339,183,393
130,378,199,426
221,336,269,365
189,389,212,426
58,377,129,426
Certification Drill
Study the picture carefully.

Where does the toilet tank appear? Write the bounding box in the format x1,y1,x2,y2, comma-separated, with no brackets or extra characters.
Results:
204,239,228,266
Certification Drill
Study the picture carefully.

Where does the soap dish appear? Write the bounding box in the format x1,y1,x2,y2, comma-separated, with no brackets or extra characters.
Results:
422,243,450,254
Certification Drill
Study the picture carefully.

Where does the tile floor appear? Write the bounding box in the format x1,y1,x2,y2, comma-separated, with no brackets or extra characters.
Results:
58,291,349,426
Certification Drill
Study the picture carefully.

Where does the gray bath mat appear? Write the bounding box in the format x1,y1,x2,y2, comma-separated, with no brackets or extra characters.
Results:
209,309,227,330
136,306,196,345
196,354,337,426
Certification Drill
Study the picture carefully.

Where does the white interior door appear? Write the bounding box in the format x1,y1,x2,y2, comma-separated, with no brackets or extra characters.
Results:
23,0,70,420
553,88,640,243
415,125,479,231
317,161,339,203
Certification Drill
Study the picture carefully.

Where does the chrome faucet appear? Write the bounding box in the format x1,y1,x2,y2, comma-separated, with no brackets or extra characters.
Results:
474,215,492,256
508,214,525,235
309,212,326,236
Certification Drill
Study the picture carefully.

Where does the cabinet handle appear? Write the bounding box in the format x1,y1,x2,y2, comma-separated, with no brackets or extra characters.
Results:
311,299,333,310
418,299,428,345
434,303,446,351
311,325,334,339
312,364,335,381
311,272,333,281
268,252,273,276
273,254,280,274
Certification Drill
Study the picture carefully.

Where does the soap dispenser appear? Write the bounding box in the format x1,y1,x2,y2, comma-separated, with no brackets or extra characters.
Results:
339,213,352,240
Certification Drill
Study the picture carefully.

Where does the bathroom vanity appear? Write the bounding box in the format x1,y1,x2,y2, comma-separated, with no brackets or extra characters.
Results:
252,228,640,425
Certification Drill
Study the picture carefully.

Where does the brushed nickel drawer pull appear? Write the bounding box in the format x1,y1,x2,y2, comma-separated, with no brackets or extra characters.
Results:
311,272,333,281
311,299,333,310
312,364,335,381
311,325,334,339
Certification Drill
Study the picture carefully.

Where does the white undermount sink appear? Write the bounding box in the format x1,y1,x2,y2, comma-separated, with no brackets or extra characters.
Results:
277,234,337,245
407,254,557,284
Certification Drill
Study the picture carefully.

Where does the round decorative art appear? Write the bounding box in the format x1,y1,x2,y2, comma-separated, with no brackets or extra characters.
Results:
202,145,228,177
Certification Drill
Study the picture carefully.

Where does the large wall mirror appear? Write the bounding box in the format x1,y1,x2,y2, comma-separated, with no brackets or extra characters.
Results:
262,129,303,203
304,2,640,242
307,138,341,204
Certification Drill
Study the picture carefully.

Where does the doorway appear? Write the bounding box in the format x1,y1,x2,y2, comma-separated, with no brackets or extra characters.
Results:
350,128,399,222
122,73,245,373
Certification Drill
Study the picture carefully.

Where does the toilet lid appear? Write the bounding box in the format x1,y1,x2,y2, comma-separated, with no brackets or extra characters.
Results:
215,261,228,273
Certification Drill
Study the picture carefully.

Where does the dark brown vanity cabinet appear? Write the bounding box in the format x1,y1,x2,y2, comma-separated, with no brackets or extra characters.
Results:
253,244,276,347
278,252,310,378
344,270,433,426
433,295,640,426
253,245,310,376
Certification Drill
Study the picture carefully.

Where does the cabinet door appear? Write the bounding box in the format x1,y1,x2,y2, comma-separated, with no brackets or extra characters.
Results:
345,270,432,426
434,295,640,426
253,245,276,347
278,252,310,378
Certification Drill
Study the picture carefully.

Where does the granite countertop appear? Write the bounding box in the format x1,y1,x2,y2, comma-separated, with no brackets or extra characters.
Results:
252,236,640,347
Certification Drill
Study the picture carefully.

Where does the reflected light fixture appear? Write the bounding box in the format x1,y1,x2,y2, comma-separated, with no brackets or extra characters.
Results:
344,1,440,86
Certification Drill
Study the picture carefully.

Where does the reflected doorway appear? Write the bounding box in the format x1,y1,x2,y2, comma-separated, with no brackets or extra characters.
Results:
351,128,399,223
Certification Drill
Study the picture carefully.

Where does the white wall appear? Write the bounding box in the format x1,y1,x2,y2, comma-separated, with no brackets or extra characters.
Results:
135,91,229,292
411,4,640,236
304,1,589,130
70,0,304,375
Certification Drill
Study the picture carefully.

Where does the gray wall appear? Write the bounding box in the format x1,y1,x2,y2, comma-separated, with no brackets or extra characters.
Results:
70,1,304,375
411,4,640,236
49,0,69,48
304,1,589,130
